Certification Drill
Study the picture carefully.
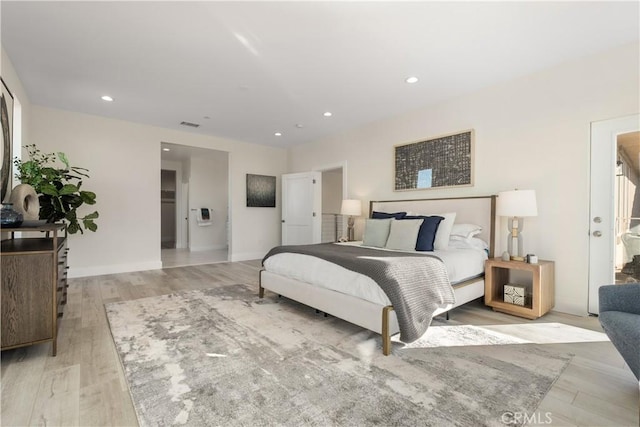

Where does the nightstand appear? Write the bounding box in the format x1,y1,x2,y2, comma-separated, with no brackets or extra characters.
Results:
484,258,555,319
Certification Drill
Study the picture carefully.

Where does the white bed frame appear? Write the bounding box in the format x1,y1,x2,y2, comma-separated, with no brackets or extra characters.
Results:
259,195,497,355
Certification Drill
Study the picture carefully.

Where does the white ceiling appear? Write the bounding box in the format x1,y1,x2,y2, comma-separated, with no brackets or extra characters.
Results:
2,1,638,148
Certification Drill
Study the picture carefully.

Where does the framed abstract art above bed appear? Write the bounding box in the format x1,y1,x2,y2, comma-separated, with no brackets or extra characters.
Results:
1,77,14,203
394,130,474,191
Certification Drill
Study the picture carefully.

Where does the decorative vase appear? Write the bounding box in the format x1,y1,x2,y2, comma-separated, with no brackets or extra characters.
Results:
9,183,40,221
0,203,24,227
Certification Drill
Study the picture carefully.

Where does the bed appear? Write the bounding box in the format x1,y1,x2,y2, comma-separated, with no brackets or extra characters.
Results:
259,195,497,355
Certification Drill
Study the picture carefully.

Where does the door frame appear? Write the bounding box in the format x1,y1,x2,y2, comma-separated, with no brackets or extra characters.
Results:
588,114,640,314
160,142,231,259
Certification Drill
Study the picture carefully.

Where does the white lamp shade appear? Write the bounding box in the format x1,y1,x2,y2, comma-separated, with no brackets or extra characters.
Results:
496,189,538,217
340,199,362,216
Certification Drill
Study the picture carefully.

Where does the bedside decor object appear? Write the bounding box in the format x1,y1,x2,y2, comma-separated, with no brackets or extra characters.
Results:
526,254,538,264
0,203,23,227
246,174,276,207
504,284,526,306
341,199,361,241
394,129,473,191
496,189,537,261
8,183,40,220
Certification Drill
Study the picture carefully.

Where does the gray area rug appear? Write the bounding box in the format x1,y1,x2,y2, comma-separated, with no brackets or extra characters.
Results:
105,284,572,427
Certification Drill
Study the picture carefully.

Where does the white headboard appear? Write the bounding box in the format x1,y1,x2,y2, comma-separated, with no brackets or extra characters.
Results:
370,196,497,257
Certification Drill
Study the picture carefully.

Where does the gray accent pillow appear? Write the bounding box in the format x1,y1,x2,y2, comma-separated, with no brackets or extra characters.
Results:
362,218,392,247
385,219,423,251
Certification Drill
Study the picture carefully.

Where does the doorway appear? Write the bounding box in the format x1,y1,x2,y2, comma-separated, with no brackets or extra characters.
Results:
321,167,345,242
614,131,640,283
160,169,177,249
160,142,230,268
588,114,640,314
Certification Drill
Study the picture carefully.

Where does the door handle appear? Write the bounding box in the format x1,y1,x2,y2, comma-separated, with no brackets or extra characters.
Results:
281,220,285,223
593,230,602,237
593,217,602,223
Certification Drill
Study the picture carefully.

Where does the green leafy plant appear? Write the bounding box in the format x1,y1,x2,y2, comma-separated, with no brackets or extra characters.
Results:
14,144,98,234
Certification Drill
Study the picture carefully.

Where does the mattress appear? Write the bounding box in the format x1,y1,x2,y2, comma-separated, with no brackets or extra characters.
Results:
262,242,487,307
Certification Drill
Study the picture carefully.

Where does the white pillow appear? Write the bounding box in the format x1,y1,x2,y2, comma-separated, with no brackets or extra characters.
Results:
448,236,489,252
415,212,456,250
385,219,423,251
362,218,392,248
451,223,482,239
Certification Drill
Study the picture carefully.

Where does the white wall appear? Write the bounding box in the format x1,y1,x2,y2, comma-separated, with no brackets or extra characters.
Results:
288,42,640,316
28,105,286,277
188,154,228,251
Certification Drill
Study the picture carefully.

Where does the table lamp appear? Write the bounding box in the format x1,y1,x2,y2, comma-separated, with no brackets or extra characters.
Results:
496,189,537,261
340,199,362,241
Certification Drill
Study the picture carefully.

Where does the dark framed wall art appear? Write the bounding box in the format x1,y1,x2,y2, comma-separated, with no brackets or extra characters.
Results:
394,129,474,191
246,174,276,207
0,77,14,203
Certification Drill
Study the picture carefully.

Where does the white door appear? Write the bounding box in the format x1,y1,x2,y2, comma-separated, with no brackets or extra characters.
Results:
282,171,322,245
589,114,640,314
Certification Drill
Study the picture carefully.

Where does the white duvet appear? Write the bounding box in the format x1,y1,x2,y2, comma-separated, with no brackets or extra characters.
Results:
262,242,487,306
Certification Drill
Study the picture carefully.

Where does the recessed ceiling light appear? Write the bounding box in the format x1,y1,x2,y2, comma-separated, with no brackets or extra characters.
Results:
323,112,332,117
274,132,282,136
101,95,114,102
162,148,170,152
405,76,419,84
296,124,304,129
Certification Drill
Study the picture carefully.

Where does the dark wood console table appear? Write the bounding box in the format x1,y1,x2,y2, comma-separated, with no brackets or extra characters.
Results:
1,223,68,356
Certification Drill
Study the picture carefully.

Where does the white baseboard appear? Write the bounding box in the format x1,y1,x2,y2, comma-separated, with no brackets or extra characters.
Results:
231,251,267,262
553,299,588,317
189,244,228,252
68,261,163,278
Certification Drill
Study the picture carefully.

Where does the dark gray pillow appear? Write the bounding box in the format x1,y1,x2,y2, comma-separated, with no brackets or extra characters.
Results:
402,215,444,251
372,211,407,220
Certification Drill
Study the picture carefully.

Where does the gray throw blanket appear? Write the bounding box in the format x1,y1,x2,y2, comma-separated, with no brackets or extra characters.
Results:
262,243,455,343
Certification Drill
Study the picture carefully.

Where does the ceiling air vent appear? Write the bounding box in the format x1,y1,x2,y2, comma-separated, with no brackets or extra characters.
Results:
180,121,200,128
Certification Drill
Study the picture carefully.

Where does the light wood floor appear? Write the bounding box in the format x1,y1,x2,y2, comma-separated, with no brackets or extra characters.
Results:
161,247,228,268
1,260,638,426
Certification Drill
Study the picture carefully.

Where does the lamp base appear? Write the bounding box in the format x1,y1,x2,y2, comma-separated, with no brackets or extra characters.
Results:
347,216,355,241
507,216,527,262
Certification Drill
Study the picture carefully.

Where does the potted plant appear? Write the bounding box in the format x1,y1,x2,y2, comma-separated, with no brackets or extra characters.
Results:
13,144,98,234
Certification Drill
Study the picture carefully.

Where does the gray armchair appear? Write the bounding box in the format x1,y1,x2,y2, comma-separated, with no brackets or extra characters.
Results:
598,284,640,380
